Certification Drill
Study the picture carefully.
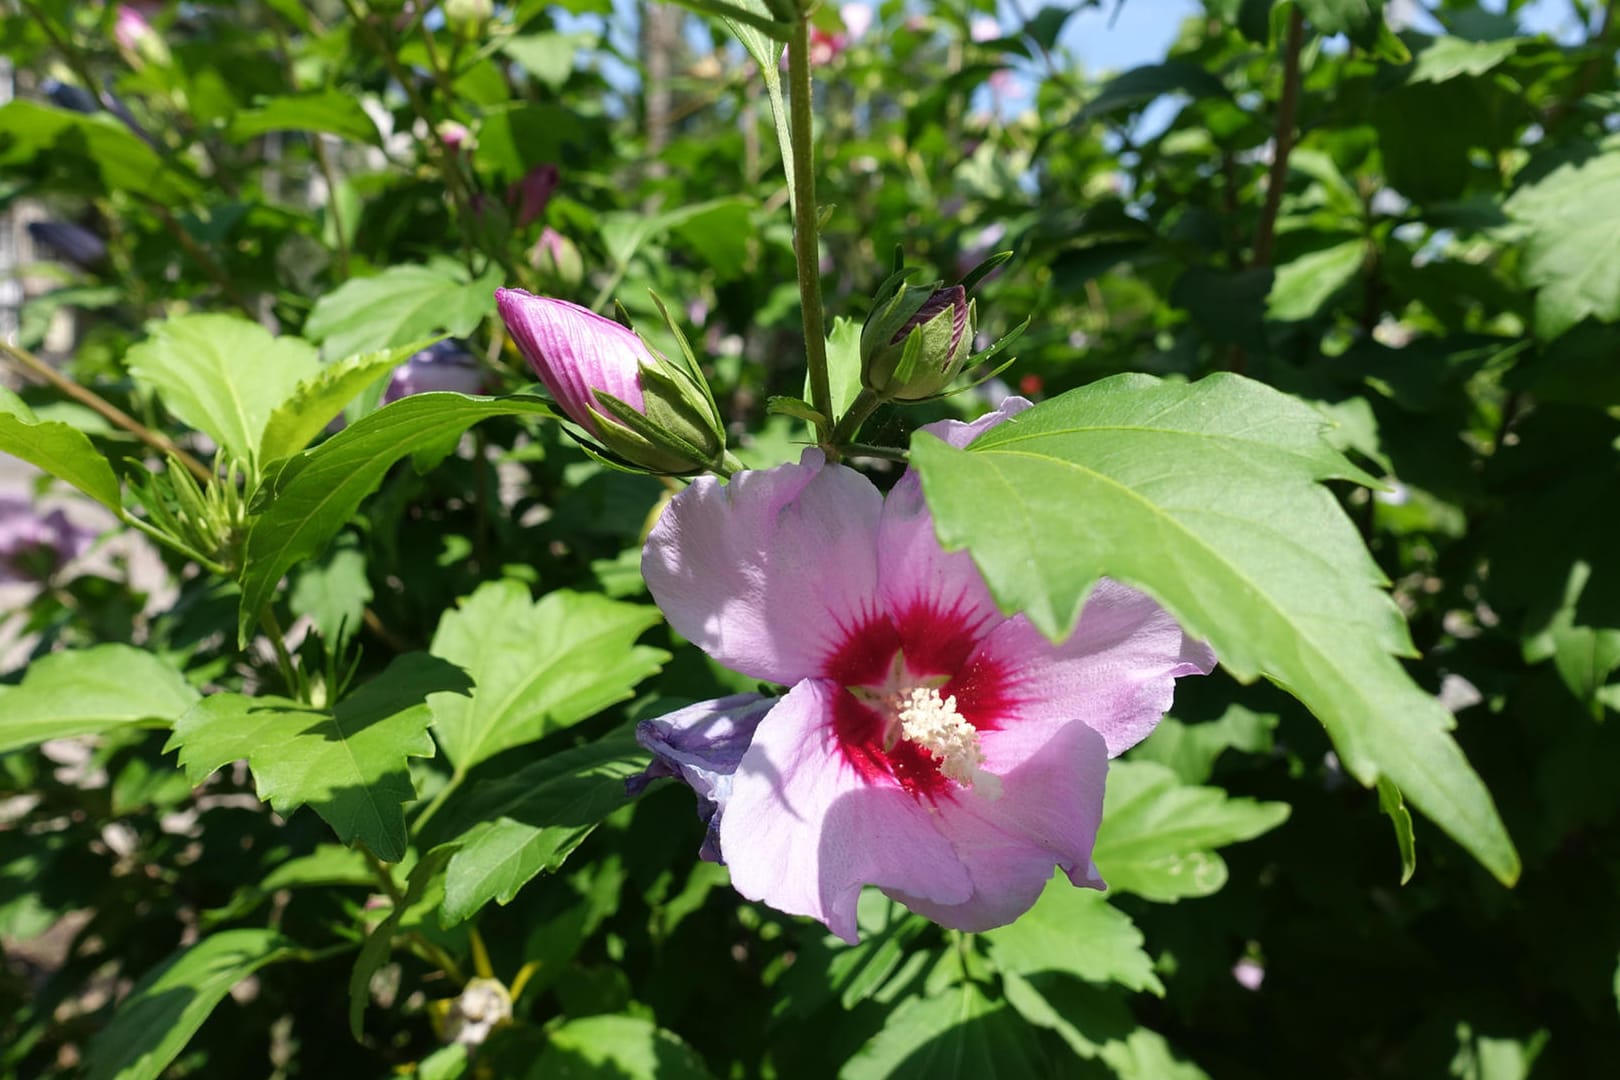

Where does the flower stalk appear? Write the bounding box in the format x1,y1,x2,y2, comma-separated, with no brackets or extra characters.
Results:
787,12,833,450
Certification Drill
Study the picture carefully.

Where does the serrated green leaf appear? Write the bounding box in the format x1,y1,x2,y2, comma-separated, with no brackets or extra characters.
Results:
0,402,122,512
166,654,471,861
1091,761,1288,901
428,580,667,772
984,875,1163,995
840,978,1046,1080
226,90,381,144
528,1014,714,1080
234,393,556,645
435,733,647,924
259,342,423,463
125,314,320,461
911,374,1519,885
1407,35,1523,84
500,32,592,91
0,645,199,755
84,929,299,1080
303,263,499,361
1505,140,1620,339
1268,239,1366,321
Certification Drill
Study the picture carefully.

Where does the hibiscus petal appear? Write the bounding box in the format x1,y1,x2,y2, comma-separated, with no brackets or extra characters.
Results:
884,717,1109,931
628,693,775,863
915,395,1033,449
719,679,972,944
973,579,1216,757
643,451,884,685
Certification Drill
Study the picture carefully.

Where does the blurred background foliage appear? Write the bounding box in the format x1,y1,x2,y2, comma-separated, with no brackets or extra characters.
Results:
2,0,1619,1076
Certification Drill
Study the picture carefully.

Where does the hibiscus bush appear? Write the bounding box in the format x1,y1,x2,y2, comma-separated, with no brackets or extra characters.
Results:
2,0,1619,1075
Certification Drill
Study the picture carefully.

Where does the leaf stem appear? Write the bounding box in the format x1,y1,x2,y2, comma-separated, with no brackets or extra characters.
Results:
362,845,407,908
259,604,301,698
0,340,214,484
411,769,466,837
786,15,833,448
829,388,882,447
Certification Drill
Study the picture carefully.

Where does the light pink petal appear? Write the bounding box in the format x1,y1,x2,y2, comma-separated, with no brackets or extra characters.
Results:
644,453,885,685
916,395,1033,449
876,471,1006,651
975,579,1216,757
719,679,972,943
884,717,1109,931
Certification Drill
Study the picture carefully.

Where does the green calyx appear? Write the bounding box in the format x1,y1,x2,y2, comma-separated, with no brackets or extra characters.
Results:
859,281,976,402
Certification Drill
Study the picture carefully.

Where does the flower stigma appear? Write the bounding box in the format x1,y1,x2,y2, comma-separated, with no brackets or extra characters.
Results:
887,686,1001,800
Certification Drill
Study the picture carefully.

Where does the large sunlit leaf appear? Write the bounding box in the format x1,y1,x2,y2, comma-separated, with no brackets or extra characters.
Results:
304,263,500,361
84,929,300,1080
125,314,320,461
1505,139,1620,339
983,875,1163,995
911,373,1519,885
841,978,1047,1080
0,645,199,755
165,654,471,861
1091,761,1289,902
428,579,668,772
234,393,556,645
434,733,647,925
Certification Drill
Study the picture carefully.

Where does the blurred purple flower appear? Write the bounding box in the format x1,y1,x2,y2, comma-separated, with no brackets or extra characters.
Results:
383,341,487,404
508,163,560,229
0,498,96,585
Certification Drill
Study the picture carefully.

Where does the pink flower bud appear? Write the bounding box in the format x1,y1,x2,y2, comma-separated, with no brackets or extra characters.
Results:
507,164,559,229
495,289,727,475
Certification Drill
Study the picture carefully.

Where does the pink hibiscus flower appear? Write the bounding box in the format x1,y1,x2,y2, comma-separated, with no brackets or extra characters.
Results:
632,399,1215,942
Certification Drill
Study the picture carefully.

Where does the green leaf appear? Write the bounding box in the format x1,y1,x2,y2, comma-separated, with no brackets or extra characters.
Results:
84,929,300,1080
125,314,320,461
165,654,471,861
258,342,423,463
1267,239,1366,321
234,393,555,646
303,263,500,362
1505,141,1620,339
911,374,1519,885
1079,62,1229,123
435,733,647,924
840,979,1047,1080
0,645,199,755
816,316,864,422
1377,776,1417,885
1003,972,1210,1079
1297,0,1387,46
983,875,1163,995
500,32,592,91
0,398,122,512
1091,761,1288,901
288,535,372,651
528,1014,714,1080
0,100,199,203
1130,705,1277,785
1407,36,1523,84
669,198,755,281
226,90,381,144
428,580,667,772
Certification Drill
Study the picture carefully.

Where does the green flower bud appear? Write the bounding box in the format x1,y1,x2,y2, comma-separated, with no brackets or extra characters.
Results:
859,283,975,402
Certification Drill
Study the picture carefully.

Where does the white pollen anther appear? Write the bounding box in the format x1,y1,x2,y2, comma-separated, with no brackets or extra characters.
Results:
890,686,1001,800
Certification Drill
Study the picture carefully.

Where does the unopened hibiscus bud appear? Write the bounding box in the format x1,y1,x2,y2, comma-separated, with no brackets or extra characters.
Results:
443,0,492,34
495,289,728,475
508,163,559,229
435,120,473,154
113,2,170,68
529,227,583,289
860,282,974,401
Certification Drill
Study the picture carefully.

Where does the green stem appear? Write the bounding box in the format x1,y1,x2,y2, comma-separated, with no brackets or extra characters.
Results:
829,388,882,448
412,769,465,836
0,340,214,484
362,846,407,908
842,442,908,465
786,16,833,448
